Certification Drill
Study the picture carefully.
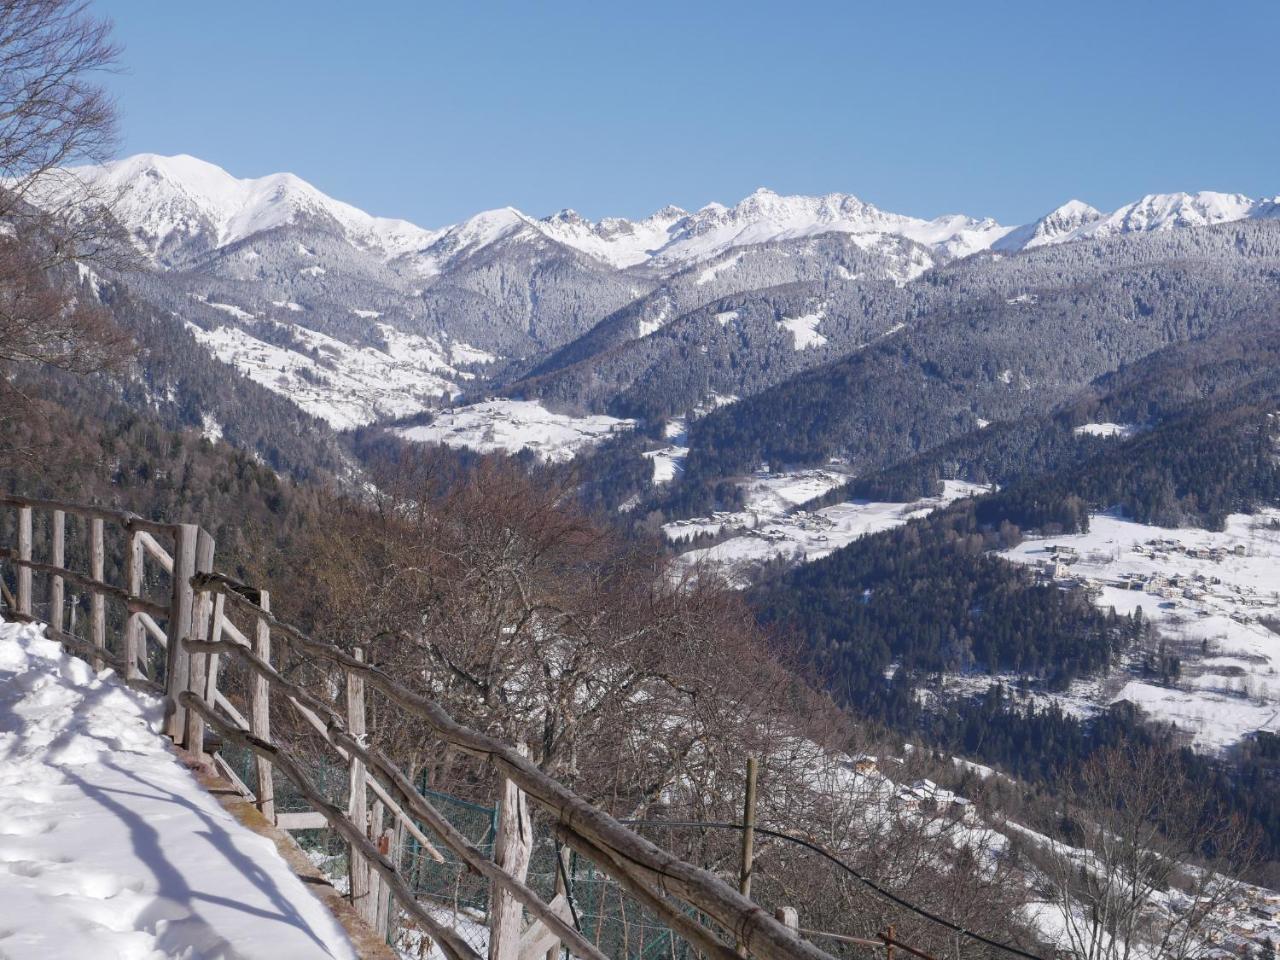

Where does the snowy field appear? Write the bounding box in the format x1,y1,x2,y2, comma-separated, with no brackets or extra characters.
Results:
667,476,989,586
0,620,356,959
189,318,494,430
642,418,691,484
978,511,1280,751
398,399,635,463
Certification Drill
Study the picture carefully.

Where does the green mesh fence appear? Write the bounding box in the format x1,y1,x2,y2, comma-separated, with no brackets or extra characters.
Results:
213,748,697,959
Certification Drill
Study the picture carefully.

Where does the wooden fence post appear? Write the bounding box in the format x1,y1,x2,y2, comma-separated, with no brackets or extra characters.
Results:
89,517,104,671
737,755,759,957
164,523,199,740
184,528,216,760
348,646,371,920
775,907,798,933
369,798,388,934
489,743,533,960
16,505,31,616
49,510,65,635
124,528,144,681
251,590,275,822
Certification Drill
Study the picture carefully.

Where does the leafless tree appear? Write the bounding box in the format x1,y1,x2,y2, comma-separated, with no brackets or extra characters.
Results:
0,0,132,426
1033,744,1257,960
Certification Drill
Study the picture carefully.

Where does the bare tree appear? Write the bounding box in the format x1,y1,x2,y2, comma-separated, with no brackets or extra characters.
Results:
1035,744,1257,960
0,0,131,425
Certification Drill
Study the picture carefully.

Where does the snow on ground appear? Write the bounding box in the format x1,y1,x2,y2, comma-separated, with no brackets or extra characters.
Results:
695,252,744,285
667,476,989,586
0,620,356,960
642,419,690,485
777,310,828,350
985,511,1280,751
1073,422,1138,439
189,320,492,430
397,399,635,464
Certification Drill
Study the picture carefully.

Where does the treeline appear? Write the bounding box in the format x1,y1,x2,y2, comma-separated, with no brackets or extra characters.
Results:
668,224,1280,506
752,498,1135,699
842,354,1280,531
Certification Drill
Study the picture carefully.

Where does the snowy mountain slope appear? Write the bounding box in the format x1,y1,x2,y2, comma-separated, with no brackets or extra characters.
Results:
0,619,357,960
521,231,936,385
52,152,1280,456
187,316,492,430
646,187,1013,264
59,153,441,267
60,153,1280,277
993,200,1102,252
998,192,1280,252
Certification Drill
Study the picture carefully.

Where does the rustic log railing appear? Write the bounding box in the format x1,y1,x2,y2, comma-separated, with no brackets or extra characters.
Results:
0,494,838,960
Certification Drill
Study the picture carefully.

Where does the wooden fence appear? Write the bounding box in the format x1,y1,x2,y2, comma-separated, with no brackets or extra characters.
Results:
0,493,835,960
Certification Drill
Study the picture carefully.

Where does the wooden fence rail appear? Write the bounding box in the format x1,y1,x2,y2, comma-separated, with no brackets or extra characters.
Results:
0,494,839,960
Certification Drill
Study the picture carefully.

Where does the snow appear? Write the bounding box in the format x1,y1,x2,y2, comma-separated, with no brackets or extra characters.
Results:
55,154,442,262
44,154,1280,283
448,342,497,366
776,310,828,350
0,619,356,959
998,192,1275,251
668,476,990,585
642,419,689,484
645,187,1013,265
636,305,670,339
714,310,739,326
1073,422,1138,439
350,309,381,319
397,399,635,463
200,413,224,442
202,299,256,322
188,320,481,430
695,252,745,285
995,511,1280,751
272,300,304,312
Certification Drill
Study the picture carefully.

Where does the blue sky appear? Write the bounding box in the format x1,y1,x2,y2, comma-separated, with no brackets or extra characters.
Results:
100,0,1279,227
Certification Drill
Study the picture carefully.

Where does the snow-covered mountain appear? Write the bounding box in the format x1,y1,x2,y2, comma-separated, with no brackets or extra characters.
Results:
63,153,1280,275
997,192,1280,252
60,153,442,266
994,199,1103,251
51,153,1280,439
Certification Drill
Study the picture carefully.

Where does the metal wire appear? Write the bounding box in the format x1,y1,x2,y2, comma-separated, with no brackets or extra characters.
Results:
622,819,1047,960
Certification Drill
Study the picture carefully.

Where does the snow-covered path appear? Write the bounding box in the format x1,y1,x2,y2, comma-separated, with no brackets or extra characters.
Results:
0,619,357,960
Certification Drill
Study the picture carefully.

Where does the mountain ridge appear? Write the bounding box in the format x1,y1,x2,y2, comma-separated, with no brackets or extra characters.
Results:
63,153,1280,273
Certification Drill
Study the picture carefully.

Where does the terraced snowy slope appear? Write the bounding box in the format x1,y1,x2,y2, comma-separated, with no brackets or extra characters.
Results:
0,620,356,959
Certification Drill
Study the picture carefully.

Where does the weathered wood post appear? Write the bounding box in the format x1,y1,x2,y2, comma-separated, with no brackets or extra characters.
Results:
369,798,388,933
89,517,105,670
737,755,759,957
251,590,275,822
488,743,533,960
348,646,371,919
739,755,759,897
775,907,798,933
16,504,32,616
164,523,199,740
184,528,216,760
124,527,144,681
545,844,572,960
201,591,225,704
49,510,65,636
